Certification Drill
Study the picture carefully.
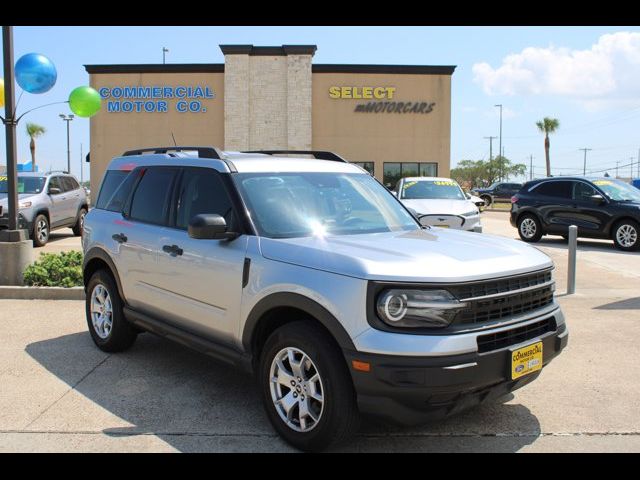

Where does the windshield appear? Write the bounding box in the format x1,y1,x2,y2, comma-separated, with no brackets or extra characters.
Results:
234,172,419,238
593,179,640,202
0,175,46,194
400,179,465,200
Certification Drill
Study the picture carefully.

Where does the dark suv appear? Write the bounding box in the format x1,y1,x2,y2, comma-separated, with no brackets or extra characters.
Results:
510,177,640,251
472,182,522,207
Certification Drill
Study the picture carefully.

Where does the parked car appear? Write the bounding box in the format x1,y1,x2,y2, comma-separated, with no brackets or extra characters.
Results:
510,176,640,251
0,171,88,246
82,147,567,451
472,182,523,207
394,177,482,232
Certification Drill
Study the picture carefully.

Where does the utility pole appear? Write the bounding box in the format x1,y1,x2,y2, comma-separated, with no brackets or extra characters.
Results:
80,143,83,184
579,148,592,176
631,157,634,181
638,148,640,178
2,26,19,234
484,136,497,183
530,155,534,181
616,160,620,179
162,47,169,64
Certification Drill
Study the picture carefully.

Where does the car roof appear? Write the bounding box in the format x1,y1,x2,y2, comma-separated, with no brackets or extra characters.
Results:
525,176,613,185
106,151,366,175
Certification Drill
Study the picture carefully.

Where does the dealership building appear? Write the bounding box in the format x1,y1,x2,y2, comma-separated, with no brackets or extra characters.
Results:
85,45,455,195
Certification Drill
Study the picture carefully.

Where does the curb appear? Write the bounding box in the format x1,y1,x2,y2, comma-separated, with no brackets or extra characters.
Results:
0,286,85,300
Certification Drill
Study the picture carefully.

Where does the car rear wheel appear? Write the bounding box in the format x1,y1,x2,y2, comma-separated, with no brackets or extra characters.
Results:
86,269,137,352
612,220,640,252
517,214,543,242
72,208,87,236
259,321,360,452
32,214,49,247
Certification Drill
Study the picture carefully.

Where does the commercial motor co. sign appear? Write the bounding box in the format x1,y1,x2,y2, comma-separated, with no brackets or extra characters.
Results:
99,85,215,113
328,86,436,114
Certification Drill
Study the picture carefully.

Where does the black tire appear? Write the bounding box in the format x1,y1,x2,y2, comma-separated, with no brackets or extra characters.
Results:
258,321,360,452
72,208,87,236
31,213,50,247
612,219,640,252
481,195,492,207
85,269,137,352
517,214,543,242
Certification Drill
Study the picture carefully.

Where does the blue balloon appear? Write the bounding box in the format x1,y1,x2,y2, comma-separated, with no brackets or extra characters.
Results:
15,53,57,94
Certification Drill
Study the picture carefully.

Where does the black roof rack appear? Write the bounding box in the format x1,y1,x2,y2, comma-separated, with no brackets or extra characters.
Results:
242,150,347,163
122,146,225,159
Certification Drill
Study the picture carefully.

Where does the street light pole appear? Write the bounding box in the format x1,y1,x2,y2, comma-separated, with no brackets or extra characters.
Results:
59,114,74,173
162,47,169,64
495,104,503,180
2,26,19,233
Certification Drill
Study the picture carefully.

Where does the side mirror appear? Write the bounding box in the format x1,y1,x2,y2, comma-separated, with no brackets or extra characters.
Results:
48,187,61,195
475,201,485,207
188,213,238,240
590,194,606,204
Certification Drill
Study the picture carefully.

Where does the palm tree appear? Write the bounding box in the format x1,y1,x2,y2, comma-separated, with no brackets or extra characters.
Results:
536,117,559,177
26,123,46,172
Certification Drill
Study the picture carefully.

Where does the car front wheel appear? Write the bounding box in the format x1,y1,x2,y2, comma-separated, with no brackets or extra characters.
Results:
32,214,49,247
259,321,360,452
518,214,543,242
612,220,640,251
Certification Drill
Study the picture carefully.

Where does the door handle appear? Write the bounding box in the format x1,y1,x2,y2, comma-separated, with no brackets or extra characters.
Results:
162,244,183,256
112,233,128,243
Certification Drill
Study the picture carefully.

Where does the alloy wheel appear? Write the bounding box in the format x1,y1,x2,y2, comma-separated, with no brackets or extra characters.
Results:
520,218,537,238
269,347,324,433
36,219,48,243
616,224,637,248
90,284,113,339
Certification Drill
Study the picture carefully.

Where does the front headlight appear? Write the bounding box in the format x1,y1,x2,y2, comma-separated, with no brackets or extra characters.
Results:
18,201,32,209
461,210,478,217
376,289,467,328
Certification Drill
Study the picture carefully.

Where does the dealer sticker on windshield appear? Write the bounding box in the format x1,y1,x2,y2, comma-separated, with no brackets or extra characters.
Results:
511,341,543,380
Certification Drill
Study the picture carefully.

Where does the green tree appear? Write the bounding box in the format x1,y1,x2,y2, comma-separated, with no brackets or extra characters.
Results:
535,117,560,177
451,156,526,189
26,122,46,172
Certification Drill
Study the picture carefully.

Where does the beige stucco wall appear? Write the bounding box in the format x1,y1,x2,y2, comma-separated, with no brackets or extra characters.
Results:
312,73,451,181
89,72,224,197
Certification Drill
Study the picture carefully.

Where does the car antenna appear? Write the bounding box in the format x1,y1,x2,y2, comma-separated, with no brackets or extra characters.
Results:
171,132,177,147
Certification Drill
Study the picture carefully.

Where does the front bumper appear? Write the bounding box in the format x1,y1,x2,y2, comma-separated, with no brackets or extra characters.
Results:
0,212,31,231
344,322,568,425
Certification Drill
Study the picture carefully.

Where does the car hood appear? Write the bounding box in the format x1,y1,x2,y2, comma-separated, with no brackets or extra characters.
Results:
400,198,477,215
259,228,553,282
0,193,37,208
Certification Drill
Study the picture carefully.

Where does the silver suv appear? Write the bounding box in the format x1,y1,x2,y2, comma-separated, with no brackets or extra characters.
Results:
82,147,568,451
0,171,88,246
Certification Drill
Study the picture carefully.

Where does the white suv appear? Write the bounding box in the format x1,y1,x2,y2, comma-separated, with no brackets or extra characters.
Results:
82,147,568,451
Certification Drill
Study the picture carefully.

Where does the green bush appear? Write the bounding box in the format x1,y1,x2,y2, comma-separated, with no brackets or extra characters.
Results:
23,251,84,287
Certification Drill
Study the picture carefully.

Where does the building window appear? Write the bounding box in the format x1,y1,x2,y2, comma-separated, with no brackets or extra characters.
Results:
383,162,438,188
353,162,374,175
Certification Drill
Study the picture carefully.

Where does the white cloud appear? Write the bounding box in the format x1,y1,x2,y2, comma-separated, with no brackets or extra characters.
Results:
472,32,640,109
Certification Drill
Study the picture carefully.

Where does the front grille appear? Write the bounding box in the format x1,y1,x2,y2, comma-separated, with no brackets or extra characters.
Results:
477,317,556,353
453,269,552,300
456,285,554,325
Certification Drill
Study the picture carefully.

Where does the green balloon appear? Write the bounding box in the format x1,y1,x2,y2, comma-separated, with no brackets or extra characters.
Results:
69,86,101,117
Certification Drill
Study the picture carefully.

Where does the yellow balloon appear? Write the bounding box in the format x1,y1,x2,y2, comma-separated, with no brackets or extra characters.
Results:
0,78,4,108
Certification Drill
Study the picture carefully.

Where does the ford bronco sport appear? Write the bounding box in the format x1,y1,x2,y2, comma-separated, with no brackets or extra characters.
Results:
82,147,568,451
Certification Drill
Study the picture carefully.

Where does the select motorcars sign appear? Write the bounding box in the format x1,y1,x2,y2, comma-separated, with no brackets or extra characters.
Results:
328,86,436,114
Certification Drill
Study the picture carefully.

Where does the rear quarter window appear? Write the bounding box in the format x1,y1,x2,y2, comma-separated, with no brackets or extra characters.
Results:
96,171,130,209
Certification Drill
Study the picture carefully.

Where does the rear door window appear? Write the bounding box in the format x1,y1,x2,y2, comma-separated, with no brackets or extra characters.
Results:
60,177,75,192
533,181,573,199
128,167,178,226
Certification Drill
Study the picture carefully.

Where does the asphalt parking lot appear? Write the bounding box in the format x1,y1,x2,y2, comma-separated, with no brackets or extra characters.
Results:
1,210,639,452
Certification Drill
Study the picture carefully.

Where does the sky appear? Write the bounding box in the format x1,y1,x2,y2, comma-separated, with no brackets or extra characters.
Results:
2,25,640,182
